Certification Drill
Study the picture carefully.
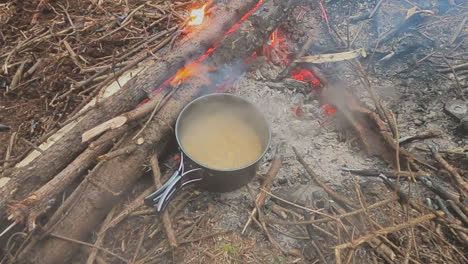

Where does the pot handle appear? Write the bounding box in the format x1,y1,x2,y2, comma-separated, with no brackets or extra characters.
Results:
144,170,179,206
159,177,202,212
144,154,201,212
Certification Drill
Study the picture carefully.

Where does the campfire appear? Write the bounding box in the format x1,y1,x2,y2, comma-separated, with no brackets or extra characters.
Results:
188,4,207,26
1,0,467,264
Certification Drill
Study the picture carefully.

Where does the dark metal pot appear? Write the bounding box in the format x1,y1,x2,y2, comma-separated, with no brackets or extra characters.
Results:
145,93,270,211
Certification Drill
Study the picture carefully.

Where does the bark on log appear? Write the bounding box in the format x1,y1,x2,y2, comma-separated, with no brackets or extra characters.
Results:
7,128,125,231
15,80,195,264
15,1,293,263
0,0,261,222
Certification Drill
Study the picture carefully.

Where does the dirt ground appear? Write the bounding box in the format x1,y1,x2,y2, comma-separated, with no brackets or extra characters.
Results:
1,0,467,263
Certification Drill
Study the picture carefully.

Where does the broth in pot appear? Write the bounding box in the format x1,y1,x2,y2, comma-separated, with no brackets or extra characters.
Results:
180,112,262,170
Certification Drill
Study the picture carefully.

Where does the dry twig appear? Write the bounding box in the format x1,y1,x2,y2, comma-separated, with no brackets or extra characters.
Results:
428,143,468,193
293,147,358,209
150,154,178,248
242,151,282,234
50,232,129,264
334,214,437,250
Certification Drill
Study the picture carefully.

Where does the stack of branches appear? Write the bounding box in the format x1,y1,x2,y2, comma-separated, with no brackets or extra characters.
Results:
0,0,296,263
239,47,468,262
0,0,194,158
239,77,468,262
256,156,467,263
239,109,467,263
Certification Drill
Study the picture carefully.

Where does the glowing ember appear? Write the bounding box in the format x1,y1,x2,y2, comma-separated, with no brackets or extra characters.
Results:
291,69,315,82
144,0,265,102
292,105,303,117
226,0,264,35
262,29,289,65
198,0,264,61
291,68,324,94
170,61,214,87
319,1,332,33
322,104,336,115
270,30,278,48
188,4,206,26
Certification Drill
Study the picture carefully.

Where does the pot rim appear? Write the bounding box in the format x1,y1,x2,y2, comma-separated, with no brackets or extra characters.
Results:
175,93,271,172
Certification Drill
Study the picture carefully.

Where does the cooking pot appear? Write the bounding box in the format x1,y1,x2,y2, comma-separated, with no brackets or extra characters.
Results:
144,93,270,211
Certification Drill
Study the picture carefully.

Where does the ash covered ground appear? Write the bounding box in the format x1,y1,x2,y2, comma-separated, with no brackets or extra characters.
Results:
2,0,466,263
163,1,467,263
80,1,466,263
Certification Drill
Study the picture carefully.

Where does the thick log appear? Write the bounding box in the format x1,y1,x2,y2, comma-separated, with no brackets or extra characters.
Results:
7,128,126,231
15,1,293,263
0,0,261,222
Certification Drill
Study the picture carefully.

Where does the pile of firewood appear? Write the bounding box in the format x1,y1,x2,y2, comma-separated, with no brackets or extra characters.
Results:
1,0,466,263
0,0,296,263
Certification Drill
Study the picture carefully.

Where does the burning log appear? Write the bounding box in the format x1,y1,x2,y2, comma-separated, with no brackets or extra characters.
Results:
0,0,263,223
13,1,295,263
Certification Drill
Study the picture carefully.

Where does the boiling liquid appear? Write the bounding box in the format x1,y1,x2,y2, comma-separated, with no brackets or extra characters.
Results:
180,113,262,170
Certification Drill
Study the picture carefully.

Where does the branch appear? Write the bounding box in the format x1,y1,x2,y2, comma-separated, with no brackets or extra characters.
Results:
150,154,178,248
241,152,282,234
334,214,437,250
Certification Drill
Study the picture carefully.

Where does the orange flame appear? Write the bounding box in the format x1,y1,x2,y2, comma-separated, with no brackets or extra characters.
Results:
188,4,206,26
146,0,265,100
262,29,289,65
170,62,214,87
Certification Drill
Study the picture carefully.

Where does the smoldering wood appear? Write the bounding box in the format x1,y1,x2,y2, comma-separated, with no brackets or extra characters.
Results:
398,130,442,144
0,0,262,223
14,1,294,263
321,81,426,170
276,37,314,80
